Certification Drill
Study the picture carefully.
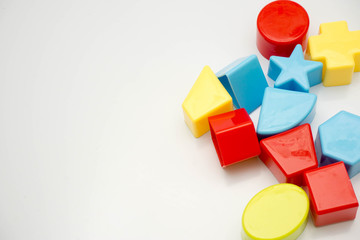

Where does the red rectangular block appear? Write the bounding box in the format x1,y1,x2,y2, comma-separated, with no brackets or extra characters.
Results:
208,108,260,167
304,162,359,226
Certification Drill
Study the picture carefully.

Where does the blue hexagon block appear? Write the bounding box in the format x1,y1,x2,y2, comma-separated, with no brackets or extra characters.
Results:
268,44,323,92
316,111,360,178
257,87,317,139
216,55,268,113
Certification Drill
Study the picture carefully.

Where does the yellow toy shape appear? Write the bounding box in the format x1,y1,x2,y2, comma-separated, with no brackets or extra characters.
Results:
242,183,309,240
306,21,360,87
182,66,232,138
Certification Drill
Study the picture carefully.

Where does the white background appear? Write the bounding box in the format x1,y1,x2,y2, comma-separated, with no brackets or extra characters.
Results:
0,0,359,239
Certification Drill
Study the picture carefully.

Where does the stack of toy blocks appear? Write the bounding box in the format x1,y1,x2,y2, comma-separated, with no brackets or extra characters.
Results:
182,0,360,237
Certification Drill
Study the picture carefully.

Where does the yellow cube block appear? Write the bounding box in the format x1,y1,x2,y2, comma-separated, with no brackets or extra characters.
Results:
306,21,360,87
182,66,232,138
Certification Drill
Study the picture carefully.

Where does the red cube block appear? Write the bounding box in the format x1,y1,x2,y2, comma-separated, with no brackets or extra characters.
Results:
304,162,359,226
208,108,260,167
259,124,317,186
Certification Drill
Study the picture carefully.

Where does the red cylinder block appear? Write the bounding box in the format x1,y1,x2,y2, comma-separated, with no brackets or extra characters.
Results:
256,0,309,59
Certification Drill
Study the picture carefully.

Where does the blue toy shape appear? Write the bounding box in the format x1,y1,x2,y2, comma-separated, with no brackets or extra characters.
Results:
315,111,360,178
216,55,268,113
257,87,317,139
268,44,323,92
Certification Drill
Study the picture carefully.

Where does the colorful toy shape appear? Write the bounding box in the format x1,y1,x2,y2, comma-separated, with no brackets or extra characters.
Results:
180,1,360,237
306,21,360,86
259,124,317,186
242,183,309,240
256,0,309,59
180,2,360,238
304,162,359,227
257,87,317,139
315,111,360,178
208,108,260,167
216,55,268,113
268,44,323,92
182,66,233,138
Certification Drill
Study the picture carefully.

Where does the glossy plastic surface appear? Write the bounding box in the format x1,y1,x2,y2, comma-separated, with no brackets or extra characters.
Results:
242,183,309,240
306,21,360,86
259,124,317,186
304,162,359,226
208,108,260,167
216,55,268,113
269,44,323,92
256,0,309,59
257,87,317,139
316,111,360,178
182,66,232,138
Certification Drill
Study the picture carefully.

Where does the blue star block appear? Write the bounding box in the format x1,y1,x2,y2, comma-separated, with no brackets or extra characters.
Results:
257,87,317,139
268,44,323,92
316,111,360,178
216,55,268,113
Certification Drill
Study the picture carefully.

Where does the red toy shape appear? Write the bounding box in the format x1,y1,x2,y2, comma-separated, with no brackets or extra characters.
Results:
304,162,359,227
259,124,317,186
209,108,260,167
256,0,309,59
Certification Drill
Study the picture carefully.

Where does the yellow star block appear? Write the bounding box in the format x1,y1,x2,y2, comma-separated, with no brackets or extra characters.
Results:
182,66,232,138
306,21,360,87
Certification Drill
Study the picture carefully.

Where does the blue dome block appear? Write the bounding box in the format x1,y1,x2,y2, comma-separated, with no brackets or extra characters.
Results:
316,111,360,178
257,87,317,139
216,55,268,113
268,44,323,92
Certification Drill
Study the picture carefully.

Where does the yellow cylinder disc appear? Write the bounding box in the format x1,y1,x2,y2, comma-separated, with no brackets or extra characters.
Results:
242,183,309,240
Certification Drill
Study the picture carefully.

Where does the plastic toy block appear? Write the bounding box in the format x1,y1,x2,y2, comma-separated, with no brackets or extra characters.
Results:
256,0,309,59
315,111,360,178
306,21,360,87
257,87,317,139
259,124,317,186
216,55,268,113
269,44,323,92
242,183,309,240
208,108,260,167
304,162,359,227
182,66,233,138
